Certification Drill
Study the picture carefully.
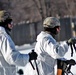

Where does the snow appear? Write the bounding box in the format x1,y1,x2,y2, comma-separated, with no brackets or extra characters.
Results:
16,43,35,75
16,43,76,75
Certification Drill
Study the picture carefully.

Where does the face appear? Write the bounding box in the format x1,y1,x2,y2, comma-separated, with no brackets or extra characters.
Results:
7,22,13,30
56,26,61,33
54,26,61,35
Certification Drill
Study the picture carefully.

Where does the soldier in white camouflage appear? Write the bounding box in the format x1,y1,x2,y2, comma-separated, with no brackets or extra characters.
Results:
0,10,37,75
24,17,76,75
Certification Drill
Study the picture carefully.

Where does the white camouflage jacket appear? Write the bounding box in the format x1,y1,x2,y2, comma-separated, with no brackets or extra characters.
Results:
24,31,69,75
0,26,29,75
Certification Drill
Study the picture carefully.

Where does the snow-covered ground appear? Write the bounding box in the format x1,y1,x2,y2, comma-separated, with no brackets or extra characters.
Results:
16,42,76,75
16,43,36,75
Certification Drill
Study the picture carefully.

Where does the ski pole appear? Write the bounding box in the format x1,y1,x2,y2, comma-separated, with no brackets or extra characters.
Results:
32,50,39,75
29,60,35,70
29,49,35,70
34,60,39,75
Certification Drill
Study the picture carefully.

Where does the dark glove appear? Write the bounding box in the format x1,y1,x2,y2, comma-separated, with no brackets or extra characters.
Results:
29,50,38,61
67,37,76,45
66,37,76,57
17,69,24,74
67,59,76,65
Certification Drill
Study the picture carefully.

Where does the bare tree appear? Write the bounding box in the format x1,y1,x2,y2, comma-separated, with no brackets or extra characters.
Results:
1,0,76,24
32,0,45,22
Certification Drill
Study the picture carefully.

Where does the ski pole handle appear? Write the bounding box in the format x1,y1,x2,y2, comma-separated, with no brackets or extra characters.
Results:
32,50,39,75
29,49,35,70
